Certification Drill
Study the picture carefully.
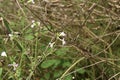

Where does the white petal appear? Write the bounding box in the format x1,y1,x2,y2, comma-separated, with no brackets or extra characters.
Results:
32,20,35,23
62,38,66,45
31,0,35,4
49,42,55,48
31,24,34,28
8,62,18,71
8,34,13,37
13,62,18,70
59,32,66,37
72,76,75,79
1,51,7,57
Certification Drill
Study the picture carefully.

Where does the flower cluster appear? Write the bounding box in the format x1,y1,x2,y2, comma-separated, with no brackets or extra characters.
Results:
8,62,18,71
30,20,40,28
48,32,66,48
59,32,66,46
49,42,55,48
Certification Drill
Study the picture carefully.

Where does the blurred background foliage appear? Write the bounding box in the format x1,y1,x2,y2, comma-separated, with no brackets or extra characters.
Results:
0,0,120,80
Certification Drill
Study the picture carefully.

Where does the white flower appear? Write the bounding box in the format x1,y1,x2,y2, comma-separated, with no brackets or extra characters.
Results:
32,20,35,23
59,32,66,37
1,51,7,57
31,20,35,28
8,62,18,71
49,42,55,48
31,20,40,28
31,24,35,28
61,38,66,45
8,34,14,40
72,76,75,79
8,34,13,37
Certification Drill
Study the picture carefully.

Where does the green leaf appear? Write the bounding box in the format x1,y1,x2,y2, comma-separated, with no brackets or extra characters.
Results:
40,78,44,80
40,44,46,51
55,47,69,56
54,70,63,78
25,34,34,40
64,75,72,80
0,38,5,50
3,18,12,33
25,29,32,34
0,68,2,77
41,59,58,68
77,68,85,74
62,61,71,68
44,73,50,80
13,39,24,52
53,59,61,67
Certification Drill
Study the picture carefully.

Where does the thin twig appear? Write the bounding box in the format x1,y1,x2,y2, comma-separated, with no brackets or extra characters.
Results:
108,72,120,80
15,0,26,17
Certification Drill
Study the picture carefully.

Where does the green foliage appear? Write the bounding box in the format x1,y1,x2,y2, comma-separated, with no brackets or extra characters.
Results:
55,47,69,56
77,68,86,74
24,34,34,40
3,18,12,33
62,61,71,68
41,59,61,68
44,73,50,80
54,70,63,78
0,68,2,79
13,39,24,52
64,75,72,80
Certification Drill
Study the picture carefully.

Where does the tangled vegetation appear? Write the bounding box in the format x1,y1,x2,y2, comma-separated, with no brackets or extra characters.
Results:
0,0,120,80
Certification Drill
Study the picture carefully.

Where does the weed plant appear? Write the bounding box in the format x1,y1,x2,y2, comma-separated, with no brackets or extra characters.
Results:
0,0,120,80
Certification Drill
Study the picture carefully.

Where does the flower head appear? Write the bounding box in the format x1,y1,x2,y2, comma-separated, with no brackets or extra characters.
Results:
31,20,35,28
32,20,35,23
8,62,18,71
72,76,75,79
59,32,66,37
8,34,13,37
31,24,35,28
8,33,14,40
49,42,55,48
30,20,40,28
